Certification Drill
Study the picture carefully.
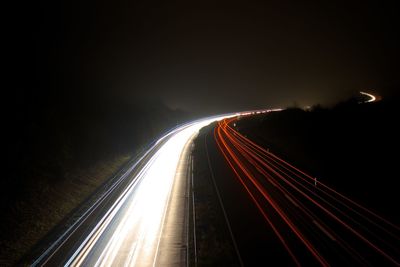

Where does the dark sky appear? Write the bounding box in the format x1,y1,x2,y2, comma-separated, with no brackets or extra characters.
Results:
19,0,400,114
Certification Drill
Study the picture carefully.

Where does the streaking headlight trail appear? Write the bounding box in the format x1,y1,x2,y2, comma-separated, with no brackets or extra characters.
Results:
33,114,234,266
64,116,229,266
360,91,377,103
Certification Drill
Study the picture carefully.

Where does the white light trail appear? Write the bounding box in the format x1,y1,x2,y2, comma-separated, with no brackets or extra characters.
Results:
360,91,376,103
65,115,231,267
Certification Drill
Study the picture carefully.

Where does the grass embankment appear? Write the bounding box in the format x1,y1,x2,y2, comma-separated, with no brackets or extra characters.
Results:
0,155,130,266
2,97,189,266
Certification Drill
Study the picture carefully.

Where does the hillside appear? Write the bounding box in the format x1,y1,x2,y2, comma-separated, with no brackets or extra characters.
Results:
1,94,189,265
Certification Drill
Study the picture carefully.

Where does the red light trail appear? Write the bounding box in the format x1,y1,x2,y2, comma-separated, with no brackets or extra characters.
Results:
214,117,399,266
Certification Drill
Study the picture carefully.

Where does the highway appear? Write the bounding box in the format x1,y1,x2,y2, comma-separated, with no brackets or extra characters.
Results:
207,116,400,266
31,108,399,266
31,115,231,267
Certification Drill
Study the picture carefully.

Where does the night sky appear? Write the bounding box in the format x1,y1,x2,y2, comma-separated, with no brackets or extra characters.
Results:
16,0,400,115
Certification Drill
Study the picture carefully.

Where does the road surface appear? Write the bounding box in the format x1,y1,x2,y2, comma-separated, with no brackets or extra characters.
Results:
31,109,399,266
31,115,231,267
201,116,400,266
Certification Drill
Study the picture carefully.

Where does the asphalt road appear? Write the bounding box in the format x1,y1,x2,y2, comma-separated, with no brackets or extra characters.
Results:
29,108,398,266
30,116,229,267
201,117,400,266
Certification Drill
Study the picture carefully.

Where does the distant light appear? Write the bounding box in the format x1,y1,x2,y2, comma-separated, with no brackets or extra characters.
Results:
235,108,284,118
270,108,284,112
360,91,376,103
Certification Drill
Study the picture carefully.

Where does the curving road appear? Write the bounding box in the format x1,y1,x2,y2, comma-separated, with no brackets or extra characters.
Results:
31,109,398,266
31,115,231,267
209,116,400,266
